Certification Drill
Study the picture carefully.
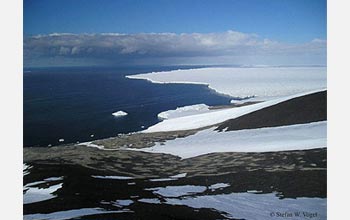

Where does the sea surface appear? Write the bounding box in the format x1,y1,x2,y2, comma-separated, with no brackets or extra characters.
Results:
24,66,232,147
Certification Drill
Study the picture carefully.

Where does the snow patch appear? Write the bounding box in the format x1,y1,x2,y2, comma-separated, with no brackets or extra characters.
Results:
149,173,187,182
209,183,230,190
44,177,63,181
165,192,326,220
112,199,134,207
147,185,206,197
170,173,187,178
23,208,128,220
138,198,162,204
24,183,63,204
78,142,105,150
91,175,134,180
149,178,174,182
230,99,250,105
23,163,32,176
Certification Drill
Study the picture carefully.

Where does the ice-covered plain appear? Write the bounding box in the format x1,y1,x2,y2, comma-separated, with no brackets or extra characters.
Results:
127,67,326,101
129,121,326,159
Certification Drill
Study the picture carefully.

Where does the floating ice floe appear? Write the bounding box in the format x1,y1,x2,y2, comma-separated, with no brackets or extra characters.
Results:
128,121,327,159
112,111,128,117
126,67,326,101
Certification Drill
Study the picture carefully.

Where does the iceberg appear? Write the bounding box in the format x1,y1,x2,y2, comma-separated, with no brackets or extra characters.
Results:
112,111,128,117
157,104,211,120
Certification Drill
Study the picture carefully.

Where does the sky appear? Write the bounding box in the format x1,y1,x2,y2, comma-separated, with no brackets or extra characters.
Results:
24,0,327,67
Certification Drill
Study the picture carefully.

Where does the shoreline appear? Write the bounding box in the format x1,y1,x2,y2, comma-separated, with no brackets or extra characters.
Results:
24,90,327,172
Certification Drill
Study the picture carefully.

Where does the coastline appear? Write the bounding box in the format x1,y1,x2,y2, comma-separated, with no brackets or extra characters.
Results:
24,90,327,171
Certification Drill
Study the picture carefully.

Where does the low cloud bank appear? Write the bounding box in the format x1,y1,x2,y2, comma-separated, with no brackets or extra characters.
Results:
24,31,326,67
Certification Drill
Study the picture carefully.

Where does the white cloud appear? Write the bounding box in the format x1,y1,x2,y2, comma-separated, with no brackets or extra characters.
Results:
24,31,326,67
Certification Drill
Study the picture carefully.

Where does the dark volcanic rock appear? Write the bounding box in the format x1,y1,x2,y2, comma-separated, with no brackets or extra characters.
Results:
216,91,327,132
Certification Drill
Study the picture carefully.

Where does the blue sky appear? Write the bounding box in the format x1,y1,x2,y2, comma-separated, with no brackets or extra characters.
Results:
25,0,326,43
24,0,327,67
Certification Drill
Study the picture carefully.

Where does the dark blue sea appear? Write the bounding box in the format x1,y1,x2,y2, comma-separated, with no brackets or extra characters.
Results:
23,66,232,147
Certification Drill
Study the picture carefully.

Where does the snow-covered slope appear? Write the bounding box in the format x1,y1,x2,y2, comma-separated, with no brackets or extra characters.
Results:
128,121,326,159
144,89,325,133
127,67,326,101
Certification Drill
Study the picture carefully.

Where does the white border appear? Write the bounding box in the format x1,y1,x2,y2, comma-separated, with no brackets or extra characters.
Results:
0,0,23,218
328,0,350,219
1,0,348,219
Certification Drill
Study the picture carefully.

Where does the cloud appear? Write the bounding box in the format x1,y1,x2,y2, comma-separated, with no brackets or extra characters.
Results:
24,31,326,67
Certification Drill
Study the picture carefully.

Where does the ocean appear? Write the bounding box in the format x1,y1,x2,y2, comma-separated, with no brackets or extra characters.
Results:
24,66,232,147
